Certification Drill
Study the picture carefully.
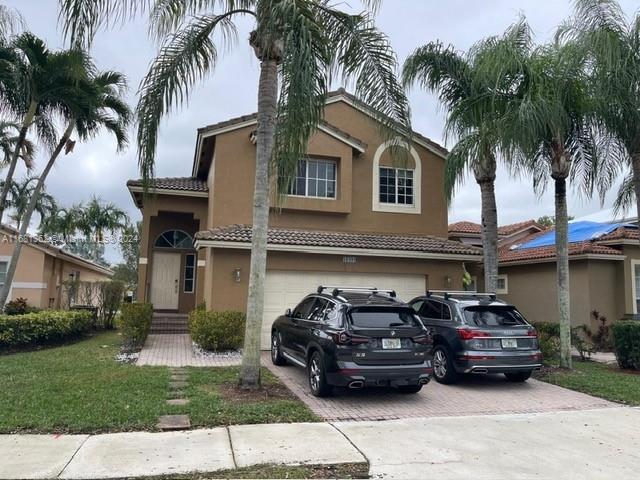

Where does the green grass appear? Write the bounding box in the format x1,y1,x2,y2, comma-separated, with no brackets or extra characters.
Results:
0,332,317,434
537,360,640,406
184,367,318,427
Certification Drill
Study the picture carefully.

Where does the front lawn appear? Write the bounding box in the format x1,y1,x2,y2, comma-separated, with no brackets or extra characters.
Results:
536,360,640,406
0,331,317,434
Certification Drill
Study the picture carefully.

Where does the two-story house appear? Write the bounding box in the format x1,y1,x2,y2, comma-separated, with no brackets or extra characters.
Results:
127,89,482,346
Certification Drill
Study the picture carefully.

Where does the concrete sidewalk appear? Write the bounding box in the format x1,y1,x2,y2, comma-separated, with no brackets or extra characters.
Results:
1,408,639,479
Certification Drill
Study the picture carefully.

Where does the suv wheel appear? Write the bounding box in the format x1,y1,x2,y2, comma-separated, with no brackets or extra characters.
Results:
504,370,532,382
271,331,286,366
397,385,422,394
308,351,332,397
433,345,458,384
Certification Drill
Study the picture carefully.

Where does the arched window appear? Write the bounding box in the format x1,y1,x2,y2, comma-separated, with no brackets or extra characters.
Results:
154,230,194,249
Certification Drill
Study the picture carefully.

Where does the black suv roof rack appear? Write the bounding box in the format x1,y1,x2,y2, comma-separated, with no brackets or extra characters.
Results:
426,290,497,301
317,285,397,298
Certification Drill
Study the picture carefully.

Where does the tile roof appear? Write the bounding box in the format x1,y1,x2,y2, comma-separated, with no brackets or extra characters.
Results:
499,241,623,263
448,219,544,236
498,220,543,235
448,221,482,234
598,226,639,242
195,224,482,256
127,177,208,192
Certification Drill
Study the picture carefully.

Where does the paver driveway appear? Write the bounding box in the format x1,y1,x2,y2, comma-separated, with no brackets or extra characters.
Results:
262,353,615,421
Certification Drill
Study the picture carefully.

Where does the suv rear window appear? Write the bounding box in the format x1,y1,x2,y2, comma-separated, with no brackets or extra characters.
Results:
349,307,421,328
462,306,527,327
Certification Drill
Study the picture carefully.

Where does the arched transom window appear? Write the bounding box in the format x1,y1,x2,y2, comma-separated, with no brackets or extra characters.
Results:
154,230,194,249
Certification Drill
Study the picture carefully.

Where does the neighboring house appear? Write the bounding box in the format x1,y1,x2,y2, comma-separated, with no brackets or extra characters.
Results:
128,89,482,346
448,220,544,247
0,225,113,309
495,221,638,329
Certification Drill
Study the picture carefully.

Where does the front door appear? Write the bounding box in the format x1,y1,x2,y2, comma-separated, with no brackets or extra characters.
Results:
151,252,181,310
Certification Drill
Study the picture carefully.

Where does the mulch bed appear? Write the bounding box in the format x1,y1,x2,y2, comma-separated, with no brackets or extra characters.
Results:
217,382,298,403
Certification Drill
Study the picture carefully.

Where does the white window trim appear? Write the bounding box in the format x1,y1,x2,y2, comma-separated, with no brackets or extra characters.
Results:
496,274,509,295
184,253,196,294
0,257,9,287
372,138,421,214
631,259,640,314
379,166,415,206
287,158,337,200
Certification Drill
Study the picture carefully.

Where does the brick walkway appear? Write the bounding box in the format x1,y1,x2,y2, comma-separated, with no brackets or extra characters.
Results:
137,335,241,367
262,353,615,421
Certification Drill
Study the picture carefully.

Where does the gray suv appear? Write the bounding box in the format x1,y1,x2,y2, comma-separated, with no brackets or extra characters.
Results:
408,291,542,384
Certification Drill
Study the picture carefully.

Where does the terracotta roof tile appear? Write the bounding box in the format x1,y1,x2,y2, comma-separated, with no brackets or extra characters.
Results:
448,221,482,234
598,226,639,241
127,177,208,192
195,225,482,256
499,240,622,263
498,220,543,235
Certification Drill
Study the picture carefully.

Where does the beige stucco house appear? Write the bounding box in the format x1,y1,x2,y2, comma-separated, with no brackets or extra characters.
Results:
0,225,114,309
128,89,482,346
449,219,639,329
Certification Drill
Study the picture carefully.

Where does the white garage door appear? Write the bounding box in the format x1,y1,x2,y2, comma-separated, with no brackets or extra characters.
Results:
261,270,426,349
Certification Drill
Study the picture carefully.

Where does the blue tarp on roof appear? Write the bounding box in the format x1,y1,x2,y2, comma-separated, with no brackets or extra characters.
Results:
517,221,636,250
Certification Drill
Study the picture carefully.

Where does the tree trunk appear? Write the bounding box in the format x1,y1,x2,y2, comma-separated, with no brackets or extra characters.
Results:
555,176,572,369
478,179,498,293
0,101,37,224
239,59,278,388
631,153,640,248
0,121,75,308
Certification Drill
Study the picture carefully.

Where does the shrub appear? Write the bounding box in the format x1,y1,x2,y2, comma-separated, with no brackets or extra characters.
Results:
189,310,245,352
581,310,613,351
117,303,153,348
0,310,92,348
532,322,560,361
96,281,125,330
3,297,38,315
612,320,640,370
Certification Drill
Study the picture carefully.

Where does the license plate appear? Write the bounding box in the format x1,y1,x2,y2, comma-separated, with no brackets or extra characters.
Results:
501,338,518,349
382,338,402,349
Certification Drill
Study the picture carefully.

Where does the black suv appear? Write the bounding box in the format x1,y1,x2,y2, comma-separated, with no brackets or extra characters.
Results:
409,291,542,384
270,286,433,397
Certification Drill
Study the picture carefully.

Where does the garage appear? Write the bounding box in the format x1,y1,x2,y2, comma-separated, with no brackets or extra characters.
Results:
261,270,427,348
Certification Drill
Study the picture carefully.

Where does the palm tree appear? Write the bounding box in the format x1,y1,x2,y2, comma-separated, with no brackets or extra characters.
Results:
505,40,610,369
560,0,640,235
39,204,82,245
0,4,25,41
0,33,82,225
0,68,131,307
0,121,35,168
4,176,57,230
402,20,531,293
59,0,412,388
76,196,129,253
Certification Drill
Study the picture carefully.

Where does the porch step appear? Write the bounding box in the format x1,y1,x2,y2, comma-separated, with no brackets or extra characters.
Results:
150,314,189,334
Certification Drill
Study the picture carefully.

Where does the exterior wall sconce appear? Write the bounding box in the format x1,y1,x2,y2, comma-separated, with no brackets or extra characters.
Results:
233,268,242,283
444,275,452,289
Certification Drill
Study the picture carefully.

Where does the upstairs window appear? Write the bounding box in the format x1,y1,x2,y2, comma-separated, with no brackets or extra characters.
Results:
0,261,7,286
288,158,337,199
379,167,414,205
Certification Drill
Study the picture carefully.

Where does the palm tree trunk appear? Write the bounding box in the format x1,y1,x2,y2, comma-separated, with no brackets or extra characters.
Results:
0,101,37,224
240,59,278,388
0,121,75,308
478,179,499,293
631,153,640,248
555,176,572,369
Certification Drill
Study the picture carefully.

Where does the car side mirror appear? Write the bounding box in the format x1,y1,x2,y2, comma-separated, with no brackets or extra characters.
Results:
285,308,292,317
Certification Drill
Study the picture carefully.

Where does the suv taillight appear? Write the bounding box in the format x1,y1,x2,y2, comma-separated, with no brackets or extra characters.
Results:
457,329,491,340
527,329,538,337
333,331,369,345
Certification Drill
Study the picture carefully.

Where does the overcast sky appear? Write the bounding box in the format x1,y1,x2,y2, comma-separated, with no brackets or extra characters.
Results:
4,0,639,262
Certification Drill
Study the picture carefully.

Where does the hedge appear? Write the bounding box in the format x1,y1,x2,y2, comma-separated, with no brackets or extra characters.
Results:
189,310,245,352
117,303,153,348
0,310,93,348
532,322,561,360
612,320,640,370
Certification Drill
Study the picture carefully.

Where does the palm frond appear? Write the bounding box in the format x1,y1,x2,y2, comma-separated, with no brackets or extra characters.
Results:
613,170,635,216
136,11,241,184
443,133,478,203
0,5,26,40
58,0,151,49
